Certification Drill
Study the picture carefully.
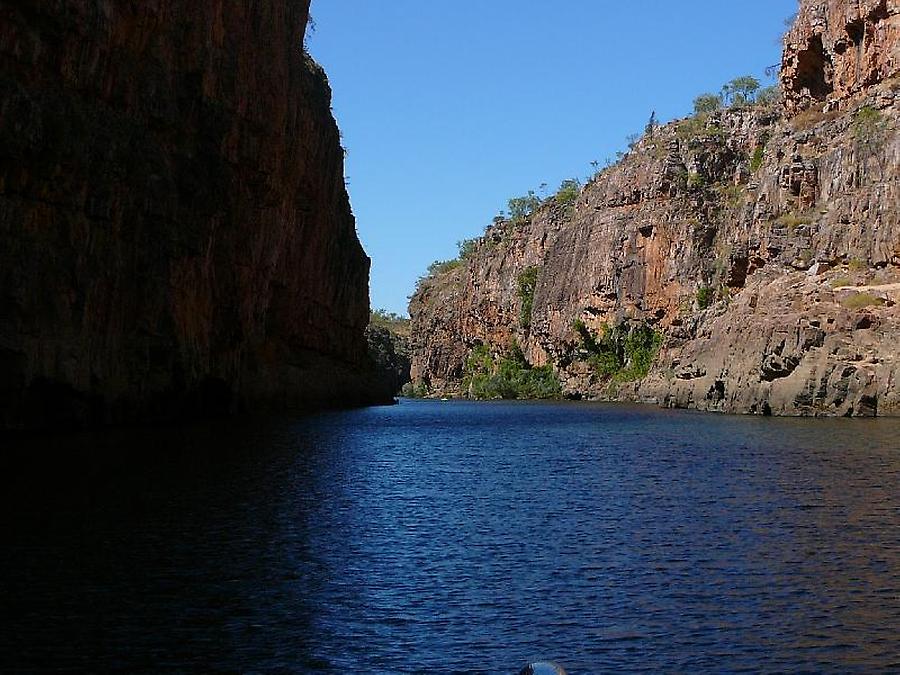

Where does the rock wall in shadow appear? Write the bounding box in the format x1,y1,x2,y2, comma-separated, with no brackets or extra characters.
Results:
0,1,391,430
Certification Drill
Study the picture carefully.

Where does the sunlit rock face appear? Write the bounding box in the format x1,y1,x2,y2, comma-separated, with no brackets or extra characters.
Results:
782,0,899,112
410,0,900,417
0,1,389,429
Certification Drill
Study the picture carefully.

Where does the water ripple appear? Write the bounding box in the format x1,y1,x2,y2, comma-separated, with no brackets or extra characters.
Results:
2,400,900,672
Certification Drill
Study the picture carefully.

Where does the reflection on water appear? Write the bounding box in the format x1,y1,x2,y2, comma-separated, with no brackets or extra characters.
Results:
2,401,900,672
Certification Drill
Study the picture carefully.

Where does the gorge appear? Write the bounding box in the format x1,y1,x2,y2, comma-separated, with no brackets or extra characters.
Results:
408,0,900,417
3,2,900,672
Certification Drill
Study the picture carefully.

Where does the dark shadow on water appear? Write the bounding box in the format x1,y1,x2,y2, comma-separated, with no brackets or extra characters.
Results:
2,401,899,671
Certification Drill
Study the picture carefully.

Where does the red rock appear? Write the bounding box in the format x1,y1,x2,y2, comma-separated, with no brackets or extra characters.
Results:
409,0,900,417
782,0,899,112
0,1,389,429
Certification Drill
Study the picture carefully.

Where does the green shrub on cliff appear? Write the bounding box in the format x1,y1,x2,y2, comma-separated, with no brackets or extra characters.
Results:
775,211,815,230
457,238,479,260
848,257,868,272
413,257,464,293
829,276,852,289
428,259,461,275
854,106,886,151
693,93,722,115
508,191,541,223
574,320,662,382
842,293,884,310
721,76,760,107
720,184,745,208
621,326,663,381
696,286,714,309
676,116,724,143
691,76,772,118
749,136,767,172
463,343,560,400
517,267,540,329
756,85,781,107
556,179,581,205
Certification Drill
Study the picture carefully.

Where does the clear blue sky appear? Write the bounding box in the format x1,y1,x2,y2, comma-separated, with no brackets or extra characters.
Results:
308,1,798,316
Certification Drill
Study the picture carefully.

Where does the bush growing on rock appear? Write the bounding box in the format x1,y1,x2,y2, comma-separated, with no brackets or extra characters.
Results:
622,326,663,380
721,76,761,107
414,258,463,292
696,286,715,309
756,85,781,106
692,76,771,117
400,381,430,398
848,257,868,272
555,179,581,205
676,116,724,143
370,309,410,334
719,184,746,208
842,293,885,310
693,93,722,115
749,134,769,173
428,259,460,275
457,238,478,259
776,211,815,229
829,276,853,289
507,191,541,223
854,106,886,152
463,343,560,400
517,267,540,329
574,320,662,382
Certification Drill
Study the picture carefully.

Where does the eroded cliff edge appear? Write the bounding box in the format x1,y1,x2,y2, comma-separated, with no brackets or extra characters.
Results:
0,1,392,429
409,0,900,417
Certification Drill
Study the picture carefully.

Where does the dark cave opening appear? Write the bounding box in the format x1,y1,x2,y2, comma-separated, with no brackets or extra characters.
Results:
868,0,889,23
792,35,834,101
846,19,864,46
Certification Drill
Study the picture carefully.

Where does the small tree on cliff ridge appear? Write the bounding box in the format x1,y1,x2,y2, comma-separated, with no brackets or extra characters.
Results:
645,111,658,137
555,179,581,205
507,190,541,223
722,76,761,107
693,93,722,116
756,84,782,106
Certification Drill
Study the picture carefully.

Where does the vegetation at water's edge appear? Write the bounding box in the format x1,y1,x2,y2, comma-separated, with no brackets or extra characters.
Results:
400,381,430,398
464,343,561,400
574,320,663,382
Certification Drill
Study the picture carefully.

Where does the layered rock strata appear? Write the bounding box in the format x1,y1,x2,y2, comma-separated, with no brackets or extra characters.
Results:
0,1,389,429
409,0,899,416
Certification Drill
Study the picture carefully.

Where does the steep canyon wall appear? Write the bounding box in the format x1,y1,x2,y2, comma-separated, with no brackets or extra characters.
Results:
0,1,390,429
409,0,900,417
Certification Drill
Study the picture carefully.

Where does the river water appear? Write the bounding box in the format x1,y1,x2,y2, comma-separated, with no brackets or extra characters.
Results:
3,400,900,672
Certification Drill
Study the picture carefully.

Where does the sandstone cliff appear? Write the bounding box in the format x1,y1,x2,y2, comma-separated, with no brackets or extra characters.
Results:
783,0,899,112
0,1,390,430
409,0,900,417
